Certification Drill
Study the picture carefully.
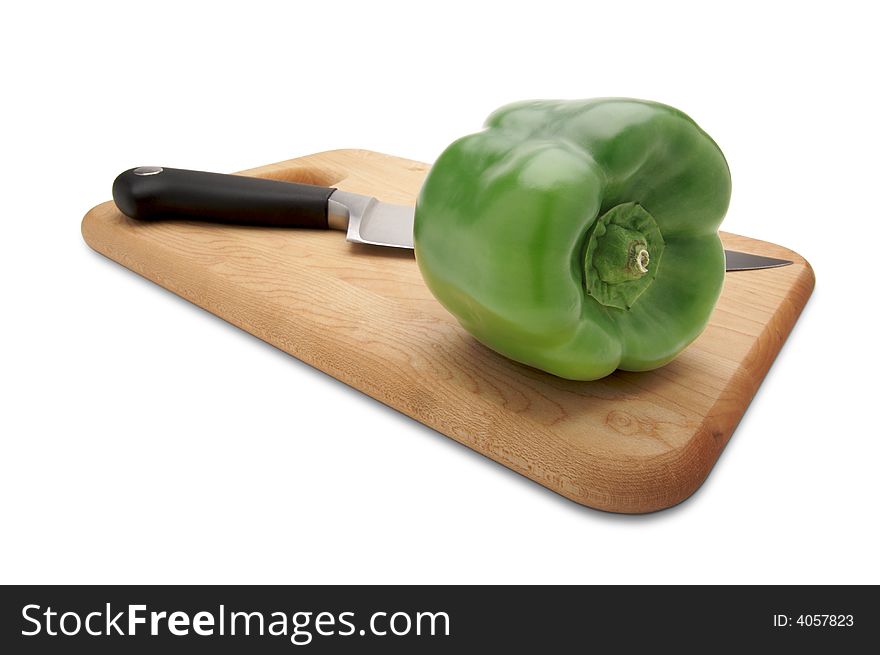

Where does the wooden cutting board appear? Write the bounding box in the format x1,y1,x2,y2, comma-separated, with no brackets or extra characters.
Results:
81,150,814,513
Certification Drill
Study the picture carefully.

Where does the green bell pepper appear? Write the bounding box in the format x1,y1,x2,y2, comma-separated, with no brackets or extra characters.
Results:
414,98,731,380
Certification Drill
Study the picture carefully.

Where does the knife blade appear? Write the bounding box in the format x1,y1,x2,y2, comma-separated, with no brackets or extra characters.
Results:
113,167,792,272
721,249,792,271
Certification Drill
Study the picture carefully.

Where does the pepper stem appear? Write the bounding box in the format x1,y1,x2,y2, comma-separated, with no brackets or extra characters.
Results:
591,224,650,284
636,248,650,274
582,202,665,310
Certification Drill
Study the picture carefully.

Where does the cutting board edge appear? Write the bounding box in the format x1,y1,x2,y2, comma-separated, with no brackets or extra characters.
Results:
669,257,816,511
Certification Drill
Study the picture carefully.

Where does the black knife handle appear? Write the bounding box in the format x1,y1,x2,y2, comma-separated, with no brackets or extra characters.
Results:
112,167,337,228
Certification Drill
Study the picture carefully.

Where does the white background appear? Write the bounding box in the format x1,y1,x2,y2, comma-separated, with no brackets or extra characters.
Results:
2,1,877,584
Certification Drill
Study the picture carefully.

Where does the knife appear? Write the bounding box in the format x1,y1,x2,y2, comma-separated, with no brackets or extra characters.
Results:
112,167,792,271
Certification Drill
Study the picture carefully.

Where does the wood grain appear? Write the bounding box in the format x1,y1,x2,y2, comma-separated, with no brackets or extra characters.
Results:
81,150,815,513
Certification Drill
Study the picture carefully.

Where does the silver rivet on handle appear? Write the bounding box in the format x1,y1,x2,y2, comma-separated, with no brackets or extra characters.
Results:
133,166,164,176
